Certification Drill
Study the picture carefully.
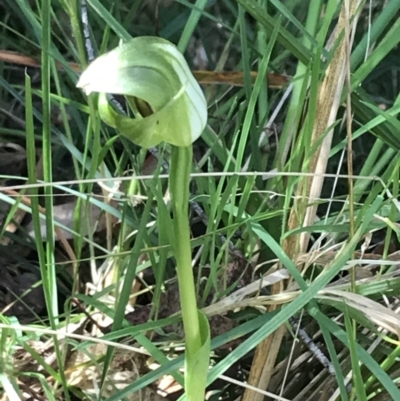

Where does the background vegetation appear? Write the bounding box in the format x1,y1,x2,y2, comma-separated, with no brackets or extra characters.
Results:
0,0,400,400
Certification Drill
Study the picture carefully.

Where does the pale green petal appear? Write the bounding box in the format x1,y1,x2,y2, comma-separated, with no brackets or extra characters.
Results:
77,37,207,147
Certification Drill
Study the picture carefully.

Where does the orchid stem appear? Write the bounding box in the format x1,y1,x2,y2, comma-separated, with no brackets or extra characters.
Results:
169,145,202,355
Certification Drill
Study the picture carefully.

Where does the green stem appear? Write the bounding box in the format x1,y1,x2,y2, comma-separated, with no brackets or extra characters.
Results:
169,145,202,354
257,0,268,121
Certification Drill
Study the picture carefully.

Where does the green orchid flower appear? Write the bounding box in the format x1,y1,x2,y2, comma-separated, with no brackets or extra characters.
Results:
77,36,207,148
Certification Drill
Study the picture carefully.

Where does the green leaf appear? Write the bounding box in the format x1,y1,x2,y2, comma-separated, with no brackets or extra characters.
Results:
185,310,211,401
343,304,367,401
77,36,208,148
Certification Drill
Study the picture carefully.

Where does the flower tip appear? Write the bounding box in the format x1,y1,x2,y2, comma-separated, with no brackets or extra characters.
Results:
76,75,93,95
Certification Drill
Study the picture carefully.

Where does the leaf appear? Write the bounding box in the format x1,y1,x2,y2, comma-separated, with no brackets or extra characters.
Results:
185,310,211,401
77,37,207,148
343,304,368,401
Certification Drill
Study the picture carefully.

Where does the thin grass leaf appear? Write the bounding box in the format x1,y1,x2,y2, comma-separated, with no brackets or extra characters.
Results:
85,0,132,41
235,0,313,63
177,0,208,52
102,312,278,401
235,17,280,169
207,195,383,385
350,0,400,68
343,303,367,401
0,373,21,401
312,310,400,399
352,17,400,88
100,193,154,392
